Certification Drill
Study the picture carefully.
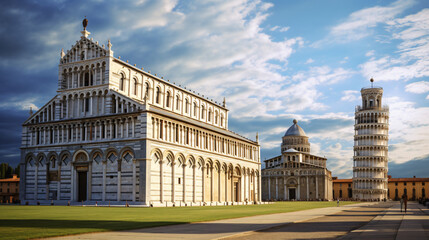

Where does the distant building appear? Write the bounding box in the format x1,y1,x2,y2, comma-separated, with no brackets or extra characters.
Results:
262,120,333,201
0,174,19,203
388,176,429,201
333,176,429,201
353,80,389,200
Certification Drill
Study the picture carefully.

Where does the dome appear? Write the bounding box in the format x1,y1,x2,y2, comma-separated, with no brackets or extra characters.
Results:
284,119,306,137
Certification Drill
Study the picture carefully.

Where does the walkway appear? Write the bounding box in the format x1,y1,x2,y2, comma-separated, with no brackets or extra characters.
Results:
47,202,429,240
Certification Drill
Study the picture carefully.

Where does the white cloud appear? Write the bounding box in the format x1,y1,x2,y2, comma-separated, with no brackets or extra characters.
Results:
405,81,429,94
365,50,375,57
313,0,414,46
340,56,349,64
360,8,429,81
385,97,429,164
341,90,360,102
0,97,39,111
270,26,289,32
305,58,314,64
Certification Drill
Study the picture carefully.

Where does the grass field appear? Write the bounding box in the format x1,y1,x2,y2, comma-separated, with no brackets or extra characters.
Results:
0,201,357,240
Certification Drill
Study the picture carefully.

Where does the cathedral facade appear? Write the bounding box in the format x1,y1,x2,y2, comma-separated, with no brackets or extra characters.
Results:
262,120,333,201
19,24,261,206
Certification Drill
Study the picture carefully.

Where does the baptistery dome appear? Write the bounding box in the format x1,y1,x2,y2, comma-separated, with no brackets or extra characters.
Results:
284,119,307,137
281,119,310,153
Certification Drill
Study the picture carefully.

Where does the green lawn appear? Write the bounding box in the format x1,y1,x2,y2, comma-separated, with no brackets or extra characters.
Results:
0,201,357,240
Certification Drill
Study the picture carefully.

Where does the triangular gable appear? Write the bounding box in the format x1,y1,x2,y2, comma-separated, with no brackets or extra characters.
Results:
62,37,108,64
23,95,58,125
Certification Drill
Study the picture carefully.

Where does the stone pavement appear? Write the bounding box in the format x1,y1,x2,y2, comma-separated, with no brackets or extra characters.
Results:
46,202,429,240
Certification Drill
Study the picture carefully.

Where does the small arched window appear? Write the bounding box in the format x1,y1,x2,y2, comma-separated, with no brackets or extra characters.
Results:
133,79,137,95
119,74,125,91
201,105,205,119
215,111,219,124
84,72,90,86
155,87,161,104
208,109,212,122
166,92,171,108
185,99,189,113
144,82,150,99
176,95,180,110
81,51,85,61
193,102,197,116
220,114,224,127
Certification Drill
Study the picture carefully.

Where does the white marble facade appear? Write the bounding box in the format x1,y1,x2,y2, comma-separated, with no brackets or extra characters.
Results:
20,26,261,206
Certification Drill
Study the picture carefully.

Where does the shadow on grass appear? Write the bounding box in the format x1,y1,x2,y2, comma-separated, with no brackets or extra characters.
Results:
0,219,188,231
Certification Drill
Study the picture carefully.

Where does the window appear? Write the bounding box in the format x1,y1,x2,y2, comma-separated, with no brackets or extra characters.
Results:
193,103,197,117
413,182,415,186
208,109,212,122
50,157,56,168
155,87,160,104
133,79,137,95
119,74,125,91
215,111,218,124
201,105,205,119
176,95,180,110
185,99,189,113
84,72,90,86
404,182,407,186
144,83,150,99
423,182,426,186
166,92,171,107
178,178,181,184
85,98,89,112
395,182,398,186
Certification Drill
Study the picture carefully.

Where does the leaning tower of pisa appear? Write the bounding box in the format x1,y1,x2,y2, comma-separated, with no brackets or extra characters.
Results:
352,79,389,200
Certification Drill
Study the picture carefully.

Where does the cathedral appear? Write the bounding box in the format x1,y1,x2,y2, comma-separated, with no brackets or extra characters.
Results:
19,20,261,206
262,120,333,201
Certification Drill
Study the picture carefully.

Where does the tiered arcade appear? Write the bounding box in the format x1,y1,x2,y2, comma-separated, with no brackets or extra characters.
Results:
353,83,389,200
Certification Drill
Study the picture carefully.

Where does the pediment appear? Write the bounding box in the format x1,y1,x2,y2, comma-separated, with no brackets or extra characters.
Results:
61,37,108,64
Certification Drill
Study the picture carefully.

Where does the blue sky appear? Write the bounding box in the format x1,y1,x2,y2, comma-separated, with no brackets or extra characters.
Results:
1,0,429,178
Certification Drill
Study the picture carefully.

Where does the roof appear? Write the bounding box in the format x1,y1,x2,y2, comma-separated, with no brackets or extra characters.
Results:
284,148,299,153
333,178,429,183
0,175,19,182
284,119,306,137
388,178,429,182
333,179,353,183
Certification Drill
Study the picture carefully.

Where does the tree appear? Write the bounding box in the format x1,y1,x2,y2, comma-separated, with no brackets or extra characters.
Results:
0,163,15,179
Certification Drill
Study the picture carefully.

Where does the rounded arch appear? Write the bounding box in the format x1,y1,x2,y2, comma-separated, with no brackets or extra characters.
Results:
186,155,195,168
151,148,163,164
73,150,89,163
163,150,175,165
197,156,205,169
222,162,228,172
25,153,36,166
176,153,186,165
36,152,47,167
89,149,103,162
119,146,135,159
234,166,241,176
105,148,118,163
47,151,59,166
59,150,71,166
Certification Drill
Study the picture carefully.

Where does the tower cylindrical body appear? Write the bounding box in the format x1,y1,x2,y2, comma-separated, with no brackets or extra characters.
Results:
352,87,389,200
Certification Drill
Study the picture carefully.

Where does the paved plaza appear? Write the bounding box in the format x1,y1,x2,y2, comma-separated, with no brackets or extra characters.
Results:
47,202,429,240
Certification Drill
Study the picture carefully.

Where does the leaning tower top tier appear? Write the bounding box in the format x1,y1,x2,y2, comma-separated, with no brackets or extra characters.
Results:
359,78,384,110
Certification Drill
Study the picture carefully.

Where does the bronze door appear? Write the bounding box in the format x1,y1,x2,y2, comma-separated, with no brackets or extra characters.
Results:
78,171,87,202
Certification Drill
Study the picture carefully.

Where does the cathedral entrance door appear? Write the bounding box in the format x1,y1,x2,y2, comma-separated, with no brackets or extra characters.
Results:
234,182,239,202
289,188,296,200
78,171,87,202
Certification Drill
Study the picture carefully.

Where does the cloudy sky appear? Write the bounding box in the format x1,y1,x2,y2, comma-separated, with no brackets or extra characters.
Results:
1,0,428,178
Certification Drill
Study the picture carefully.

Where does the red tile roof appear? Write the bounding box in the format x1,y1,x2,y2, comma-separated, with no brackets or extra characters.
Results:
333,177,429,183
0,175,19,182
